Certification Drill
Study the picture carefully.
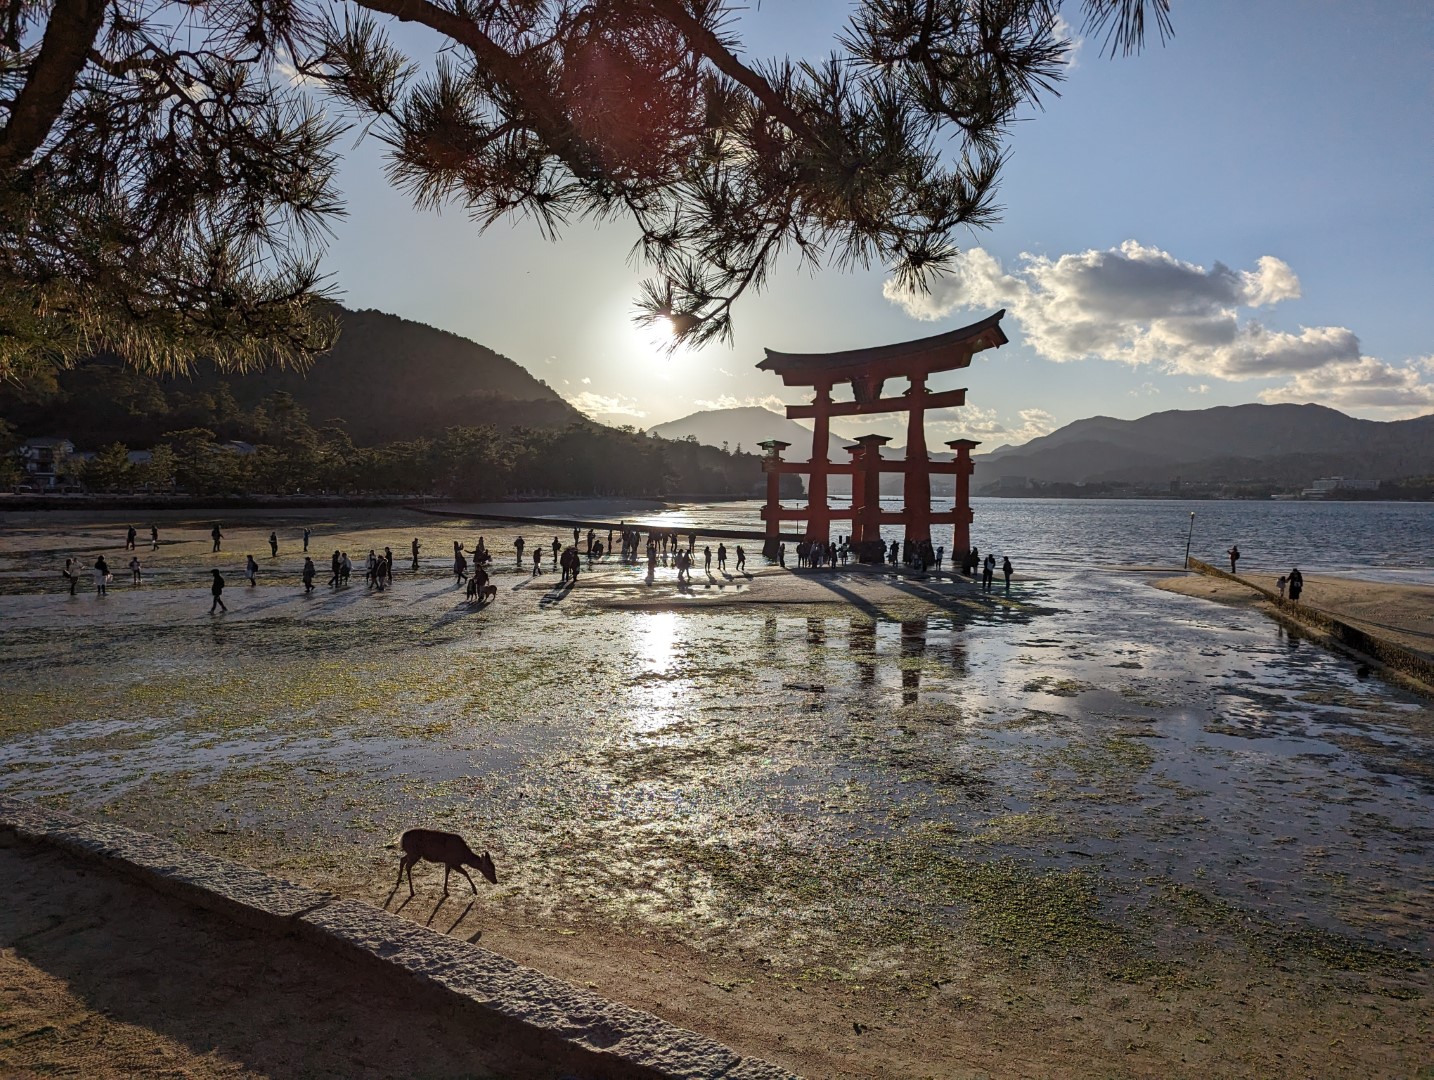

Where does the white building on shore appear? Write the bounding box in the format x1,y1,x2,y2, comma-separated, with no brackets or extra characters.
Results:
1302,476,1379,498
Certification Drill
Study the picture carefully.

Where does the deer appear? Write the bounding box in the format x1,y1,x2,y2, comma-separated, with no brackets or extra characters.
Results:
395,829,498,898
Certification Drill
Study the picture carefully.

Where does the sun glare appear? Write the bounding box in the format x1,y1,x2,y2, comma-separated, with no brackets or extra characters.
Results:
621,311,679,366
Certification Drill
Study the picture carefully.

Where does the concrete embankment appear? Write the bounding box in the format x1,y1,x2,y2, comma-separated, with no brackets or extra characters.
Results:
0,796,795,1080
1183,557,1434,692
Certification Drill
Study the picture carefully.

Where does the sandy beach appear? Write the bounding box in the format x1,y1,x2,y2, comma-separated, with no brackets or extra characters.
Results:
0,831,530,1078
1154,570,1434,670
1,508,1430,1077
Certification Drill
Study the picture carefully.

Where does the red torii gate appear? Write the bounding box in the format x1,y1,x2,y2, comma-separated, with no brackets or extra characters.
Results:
755,311,1007,558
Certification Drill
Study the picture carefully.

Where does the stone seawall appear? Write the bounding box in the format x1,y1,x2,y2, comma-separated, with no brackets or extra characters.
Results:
0,796,795,1080
1186,557,1434,691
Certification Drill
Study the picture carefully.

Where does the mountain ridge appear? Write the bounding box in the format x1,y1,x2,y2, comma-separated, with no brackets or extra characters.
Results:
1,305,582,449
645,402,1434,492
979,403,1434,487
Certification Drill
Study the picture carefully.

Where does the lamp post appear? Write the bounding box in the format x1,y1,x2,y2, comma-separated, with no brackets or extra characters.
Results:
1184,511,1196,569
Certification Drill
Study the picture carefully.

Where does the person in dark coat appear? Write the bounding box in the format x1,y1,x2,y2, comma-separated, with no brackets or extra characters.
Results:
1288,567,1304,601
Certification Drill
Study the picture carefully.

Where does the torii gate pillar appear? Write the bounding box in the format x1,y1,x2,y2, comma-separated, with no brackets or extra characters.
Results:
904,374,931,544
850,434,890,560
758,439,791,559
945,438,981,555
805,382,834,543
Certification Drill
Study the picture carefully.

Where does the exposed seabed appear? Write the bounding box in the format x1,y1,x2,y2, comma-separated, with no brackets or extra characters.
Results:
1,511,1429,1076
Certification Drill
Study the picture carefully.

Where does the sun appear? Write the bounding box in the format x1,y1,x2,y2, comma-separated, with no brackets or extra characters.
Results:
622,310,680,363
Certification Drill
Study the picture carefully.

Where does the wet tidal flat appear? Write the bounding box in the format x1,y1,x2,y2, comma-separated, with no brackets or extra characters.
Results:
1,514,1430,1076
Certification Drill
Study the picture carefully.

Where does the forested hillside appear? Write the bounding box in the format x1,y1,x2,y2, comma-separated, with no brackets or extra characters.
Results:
0,306,577,448
0,307,771,499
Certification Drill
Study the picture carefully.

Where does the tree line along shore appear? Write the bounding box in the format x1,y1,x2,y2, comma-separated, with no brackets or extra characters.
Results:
2,387,804,502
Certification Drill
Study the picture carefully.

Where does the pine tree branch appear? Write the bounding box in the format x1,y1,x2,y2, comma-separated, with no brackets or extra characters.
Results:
346,0,608,184
0,0,108,172
639,0,823,148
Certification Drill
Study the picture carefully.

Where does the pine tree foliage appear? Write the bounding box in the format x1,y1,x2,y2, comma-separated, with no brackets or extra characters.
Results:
0,0,1169,376
0,0,344,378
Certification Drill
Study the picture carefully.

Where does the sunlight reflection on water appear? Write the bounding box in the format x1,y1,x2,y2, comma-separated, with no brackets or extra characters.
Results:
598,497,1434,574
626,609,685,734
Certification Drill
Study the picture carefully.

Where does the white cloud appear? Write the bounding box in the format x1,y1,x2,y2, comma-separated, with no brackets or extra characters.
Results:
931,404,1005,439
580,377,591,384
1187,384,1210,394
1260,357,1434,413
883,241,1433,413
1010,408,1057,444
1130,381,1160,397
275,51,320,89
1052,13,1084,69
693,393,791,413
566,391,647,420
929,405,1055,446
1241,255,1302,307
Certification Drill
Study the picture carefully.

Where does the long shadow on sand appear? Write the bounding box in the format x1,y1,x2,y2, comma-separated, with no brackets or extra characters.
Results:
799,565,1052,624
538,581,576,608
0,837,536,1078
426,600,493,633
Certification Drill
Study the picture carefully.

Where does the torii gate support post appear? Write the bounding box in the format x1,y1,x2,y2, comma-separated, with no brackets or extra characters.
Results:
946,438,981,556
758,439,790,559
853,434,891,562
805,382,834,543
904,374,932,552
847,443,865,545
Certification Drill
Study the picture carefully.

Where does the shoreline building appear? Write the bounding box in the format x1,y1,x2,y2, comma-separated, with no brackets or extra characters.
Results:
18,437,75,490
1302,476,1380,498
755,312,1007,560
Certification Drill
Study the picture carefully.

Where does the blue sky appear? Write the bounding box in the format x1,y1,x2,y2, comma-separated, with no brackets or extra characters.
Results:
319,1,1433,448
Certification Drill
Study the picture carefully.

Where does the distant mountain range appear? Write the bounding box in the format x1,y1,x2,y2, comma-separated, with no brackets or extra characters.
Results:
15,315,1433,495
2,305,582,449
647,406,847,461
648,402,1434,493
647,405,961,496
978,403,1434,489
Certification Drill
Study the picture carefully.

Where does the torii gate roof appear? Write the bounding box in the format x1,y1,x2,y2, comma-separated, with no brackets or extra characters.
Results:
757,310,1007,387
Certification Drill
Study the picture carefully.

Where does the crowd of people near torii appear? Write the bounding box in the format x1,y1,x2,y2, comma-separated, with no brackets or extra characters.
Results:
57,520,1040,608
775,536,950,572
774,534,1015,593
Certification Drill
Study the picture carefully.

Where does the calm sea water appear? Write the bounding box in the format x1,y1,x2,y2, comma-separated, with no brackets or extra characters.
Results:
624,497,1434,578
